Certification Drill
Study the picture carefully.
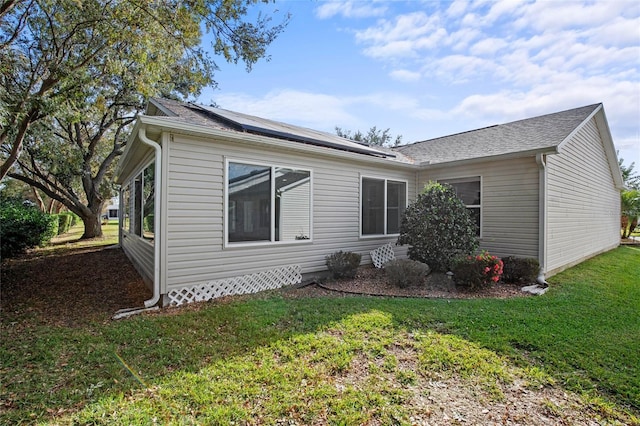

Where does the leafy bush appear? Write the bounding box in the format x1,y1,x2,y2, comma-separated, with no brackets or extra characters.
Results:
325,250,361,279
452,251,504,290
0,200,57,259
385,259,431,288
69,212,79,227
502,256,540,283
397,182,479,271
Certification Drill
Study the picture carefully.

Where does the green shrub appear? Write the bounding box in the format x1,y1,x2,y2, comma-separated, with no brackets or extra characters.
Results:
385,259,431,288
325,250,361,279
69,212,79,227
57,213,72,235
397,182,479,271
452,251,504,290
502,256,540,283
0,200,57,259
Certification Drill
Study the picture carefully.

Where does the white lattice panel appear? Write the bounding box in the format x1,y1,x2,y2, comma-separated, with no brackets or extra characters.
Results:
370,243,396,268
167,265,302,306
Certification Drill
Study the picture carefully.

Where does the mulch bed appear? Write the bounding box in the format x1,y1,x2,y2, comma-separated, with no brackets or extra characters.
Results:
309,265,530,299
1,246,151,327
2,248,532,327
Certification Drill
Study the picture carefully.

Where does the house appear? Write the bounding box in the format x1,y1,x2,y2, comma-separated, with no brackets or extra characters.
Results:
103,196,119,220
115,98,623,307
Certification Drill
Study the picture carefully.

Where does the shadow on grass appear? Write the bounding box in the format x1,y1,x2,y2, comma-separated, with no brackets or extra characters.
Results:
1,245,638,424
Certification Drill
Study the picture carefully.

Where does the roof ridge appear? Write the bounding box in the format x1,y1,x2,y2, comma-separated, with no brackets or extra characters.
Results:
400,103,602,148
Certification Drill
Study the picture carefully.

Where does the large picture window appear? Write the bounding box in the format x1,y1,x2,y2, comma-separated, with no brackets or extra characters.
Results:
227,161,311,244
361,177,407,236
439,177,481,236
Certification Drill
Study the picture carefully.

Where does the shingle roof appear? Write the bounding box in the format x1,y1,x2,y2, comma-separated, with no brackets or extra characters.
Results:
394,104,601,165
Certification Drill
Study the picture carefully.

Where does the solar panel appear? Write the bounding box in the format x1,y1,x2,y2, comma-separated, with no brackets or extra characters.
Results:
194,104,394,158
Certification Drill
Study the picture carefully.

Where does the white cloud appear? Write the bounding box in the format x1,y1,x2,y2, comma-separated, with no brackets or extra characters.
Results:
215,90,358,131
315,1,387,19
514,0,637,32
446,0,467,18
389,69,421,82
469,37,508,56
355,12,446,59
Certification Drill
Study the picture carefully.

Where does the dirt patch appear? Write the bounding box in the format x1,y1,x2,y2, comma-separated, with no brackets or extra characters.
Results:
288,265,530,300
1,246,152,327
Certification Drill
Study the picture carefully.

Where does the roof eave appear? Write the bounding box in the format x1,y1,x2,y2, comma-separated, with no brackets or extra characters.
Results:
417,147,559,169
136,115,418,169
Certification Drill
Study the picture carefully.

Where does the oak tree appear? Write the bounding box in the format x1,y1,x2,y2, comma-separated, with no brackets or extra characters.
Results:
2,0,288,237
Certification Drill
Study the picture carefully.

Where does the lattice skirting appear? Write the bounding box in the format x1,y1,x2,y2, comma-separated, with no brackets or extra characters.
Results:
370,243,396,268
167,265,302,306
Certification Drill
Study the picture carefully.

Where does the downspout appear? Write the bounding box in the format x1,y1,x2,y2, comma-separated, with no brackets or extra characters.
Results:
138,127,162,308
536,153,549,286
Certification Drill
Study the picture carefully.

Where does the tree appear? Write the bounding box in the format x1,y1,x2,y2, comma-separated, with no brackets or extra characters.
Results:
621,189,640,238
335,126,402,147
619,155,640,190
397,182,479,272
618,156,640,238
2,0,289,238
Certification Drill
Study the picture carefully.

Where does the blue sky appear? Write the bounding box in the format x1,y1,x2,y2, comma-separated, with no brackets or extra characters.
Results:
198,0,640,168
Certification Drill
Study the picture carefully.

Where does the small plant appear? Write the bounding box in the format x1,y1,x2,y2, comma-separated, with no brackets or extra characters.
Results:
385,259,430,288
325,250,361,279
452,251,503,290
397,182,479,271
502,256,540,283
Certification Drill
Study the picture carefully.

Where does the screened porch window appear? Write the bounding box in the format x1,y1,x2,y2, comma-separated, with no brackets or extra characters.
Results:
361,177,407,236
227,161,311,244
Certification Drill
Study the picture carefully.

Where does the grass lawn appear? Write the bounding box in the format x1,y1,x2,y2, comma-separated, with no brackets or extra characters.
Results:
40,221,119,254
1,243,638,424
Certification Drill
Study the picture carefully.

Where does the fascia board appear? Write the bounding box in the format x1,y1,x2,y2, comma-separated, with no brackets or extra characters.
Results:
417,147,558,170
556,104,601,154
114,120,143,183
593,108,625,189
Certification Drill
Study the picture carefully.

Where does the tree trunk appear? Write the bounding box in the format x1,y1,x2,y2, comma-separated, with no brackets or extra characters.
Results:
621,216,629,238
80,211,103,239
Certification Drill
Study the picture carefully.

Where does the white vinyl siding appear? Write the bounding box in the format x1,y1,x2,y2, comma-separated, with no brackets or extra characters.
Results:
120,157,156,289
545,117,620,275
163,134,414,291
421,158,540,259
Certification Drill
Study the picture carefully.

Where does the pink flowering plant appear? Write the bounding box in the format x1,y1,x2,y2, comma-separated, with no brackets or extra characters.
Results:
452,251,504,290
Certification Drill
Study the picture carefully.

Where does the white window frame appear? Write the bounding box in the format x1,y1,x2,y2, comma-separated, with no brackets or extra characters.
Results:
360,175,408,238
121,159,156,246
437,176,482,238
224,158,313,248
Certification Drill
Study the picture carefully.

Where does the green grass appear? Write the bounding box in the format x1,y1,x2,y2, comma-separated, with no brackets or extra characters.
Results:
1,246,638,424
37,221,119,255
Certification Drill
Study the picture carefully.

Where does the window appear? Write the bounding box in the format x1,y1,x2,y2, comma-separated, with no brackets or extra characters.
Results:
439,177,481,236
142,163,155,240
134,174,143,236
122,184,131,232
227,161,311,244
122,162,155,241
361,177,407,236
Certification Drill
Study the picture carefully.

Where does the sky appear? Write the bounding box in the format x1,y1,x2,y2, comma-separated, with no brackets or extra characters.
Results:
198,0,640,168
